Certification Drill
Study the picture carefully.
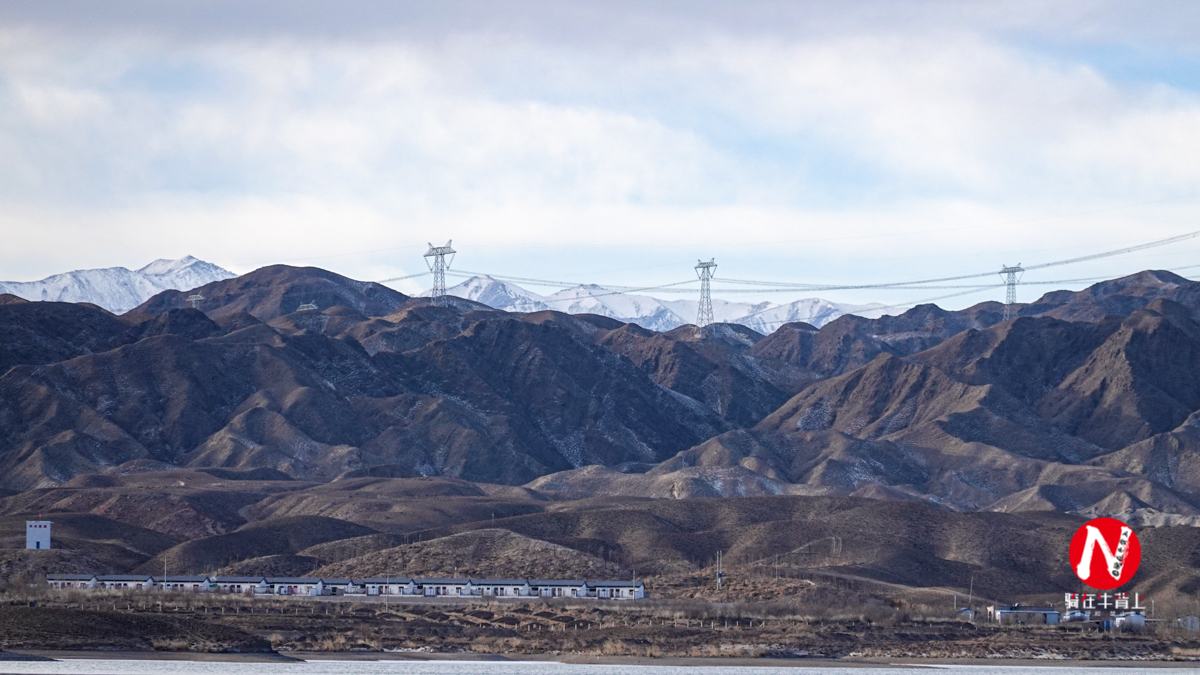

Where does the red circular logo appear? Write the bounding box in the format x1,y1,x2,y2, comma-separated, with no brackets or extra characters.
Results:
1069,517,1140,590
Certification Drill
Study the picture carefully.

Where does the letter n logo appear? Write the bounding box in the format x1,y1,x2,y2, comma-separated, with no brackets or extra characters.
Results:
1069,517,1141,590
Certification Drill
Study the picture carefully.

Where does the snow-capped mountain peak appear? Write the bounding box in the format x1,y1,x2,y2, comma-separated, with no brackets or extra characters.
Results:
0,256,235,314
137,255,202,276
446,276,552,313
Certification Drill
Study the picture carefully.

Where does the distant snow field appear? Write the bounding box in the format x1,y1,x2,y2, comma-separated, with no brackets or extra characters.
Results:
0,256,235,313
447,275,893,332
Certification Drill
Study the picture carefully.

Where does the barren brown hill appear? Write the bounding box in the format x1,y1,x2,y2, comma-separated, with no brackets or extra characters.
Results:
130,264,410,321
0,605,269,652
0,513,178,573
0,470,304,539
210,554,323,577
287,494,1138,601
0,300,133,373
136,515,377,575
314,528,627,580
242,477,548,533
1023,269,1200,322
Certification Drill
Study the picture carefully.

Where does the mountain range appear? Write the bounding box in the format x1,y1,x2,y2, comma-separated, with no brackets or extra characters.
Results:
7,261,1200,601
0,257,235,314
2,261,1200,518
445,275,891,332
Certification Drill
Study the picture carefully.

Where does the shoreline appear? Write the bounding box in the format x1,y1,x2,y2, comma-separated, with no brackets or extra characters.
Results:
17,649,1200,668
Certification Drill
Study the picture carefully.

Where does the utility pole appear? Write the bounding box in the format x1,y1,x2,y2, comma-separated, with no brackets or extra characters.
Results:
424,240,456,306
695,259,716,328
716,550,723,592
186,293,204,310
968,573,975,619
999,264,1023,320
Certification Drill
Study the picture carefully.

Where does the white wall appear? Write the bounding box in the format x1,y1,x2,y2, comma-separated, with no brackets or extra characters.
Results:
25,521,50,550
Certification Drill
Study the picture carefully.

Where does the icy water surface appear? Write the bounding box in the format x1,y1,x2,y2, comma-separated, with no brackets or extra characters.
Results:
0,660,1196,675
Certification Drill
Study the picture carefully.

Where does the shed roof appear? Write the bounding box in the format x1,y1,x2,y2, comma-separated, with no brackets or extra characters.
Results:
97,575,155,582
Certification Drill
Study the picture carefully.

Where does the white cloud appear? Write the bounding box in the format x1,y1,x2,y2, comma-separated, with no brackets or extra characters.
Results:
0,5,1199,308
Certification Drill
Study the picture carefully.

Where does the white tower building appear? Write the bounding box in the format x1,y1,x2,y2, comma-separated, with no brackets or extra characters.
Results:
26,521,50,549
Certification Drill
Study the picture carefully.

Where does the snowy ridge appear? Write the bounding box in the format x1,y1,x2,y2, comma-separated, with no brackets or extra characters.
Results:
446,275,893,333
0,256,235,313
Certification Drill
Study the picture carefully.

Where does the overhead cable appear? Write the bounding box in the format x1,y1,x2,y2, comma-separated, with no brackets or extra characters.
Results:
376,270,434,283
447,269,699,293
714,228,1200,291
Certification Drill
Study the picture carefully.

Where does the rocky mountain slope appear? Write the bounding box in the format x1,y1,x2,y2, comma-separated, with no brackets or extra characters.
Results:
0,256,234,313
0,267,730,489
536,272,1200,526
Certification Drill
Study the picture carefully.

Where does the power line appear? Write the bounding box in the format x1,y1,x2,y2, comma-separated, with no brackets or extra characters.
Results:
237,242,427,268
714,228,1200,291
549,280,704,301
371,228,1200,318
1022,230,1200,272
376,271,431,284
448,269,698,293
727,195,1197,248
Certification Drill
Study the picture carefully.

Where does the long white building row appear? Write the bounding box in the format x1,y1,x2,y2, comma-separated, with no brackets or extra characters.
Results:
46,574,646,600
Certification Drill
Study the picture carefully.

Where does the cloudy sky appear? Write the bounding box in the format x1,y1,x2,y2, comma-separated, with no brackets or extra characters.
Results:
2,1,1199,308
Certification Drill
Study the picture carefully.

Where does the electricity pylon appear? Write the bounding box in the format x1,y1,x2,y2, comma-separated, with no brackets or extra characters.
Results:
695,259,716,328
999,264,1023,320
424,240,456,305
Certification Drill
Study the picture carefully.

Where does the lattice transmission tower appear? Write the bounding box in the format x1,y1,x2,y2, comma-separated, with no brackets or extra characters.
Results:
186,293,204,310
999,264,1023,320
424,240,456,305
695,259,717,328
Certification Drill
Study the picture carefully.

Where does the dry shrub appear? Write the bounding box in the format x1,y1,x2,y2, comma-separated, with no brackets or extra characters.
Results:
151,638,190,651
316,634,349,651
596,639,661,657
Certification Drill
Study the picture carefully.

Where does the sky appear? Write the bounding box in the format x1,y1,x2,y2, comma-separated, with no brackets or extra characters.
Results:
2,1,1200,309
